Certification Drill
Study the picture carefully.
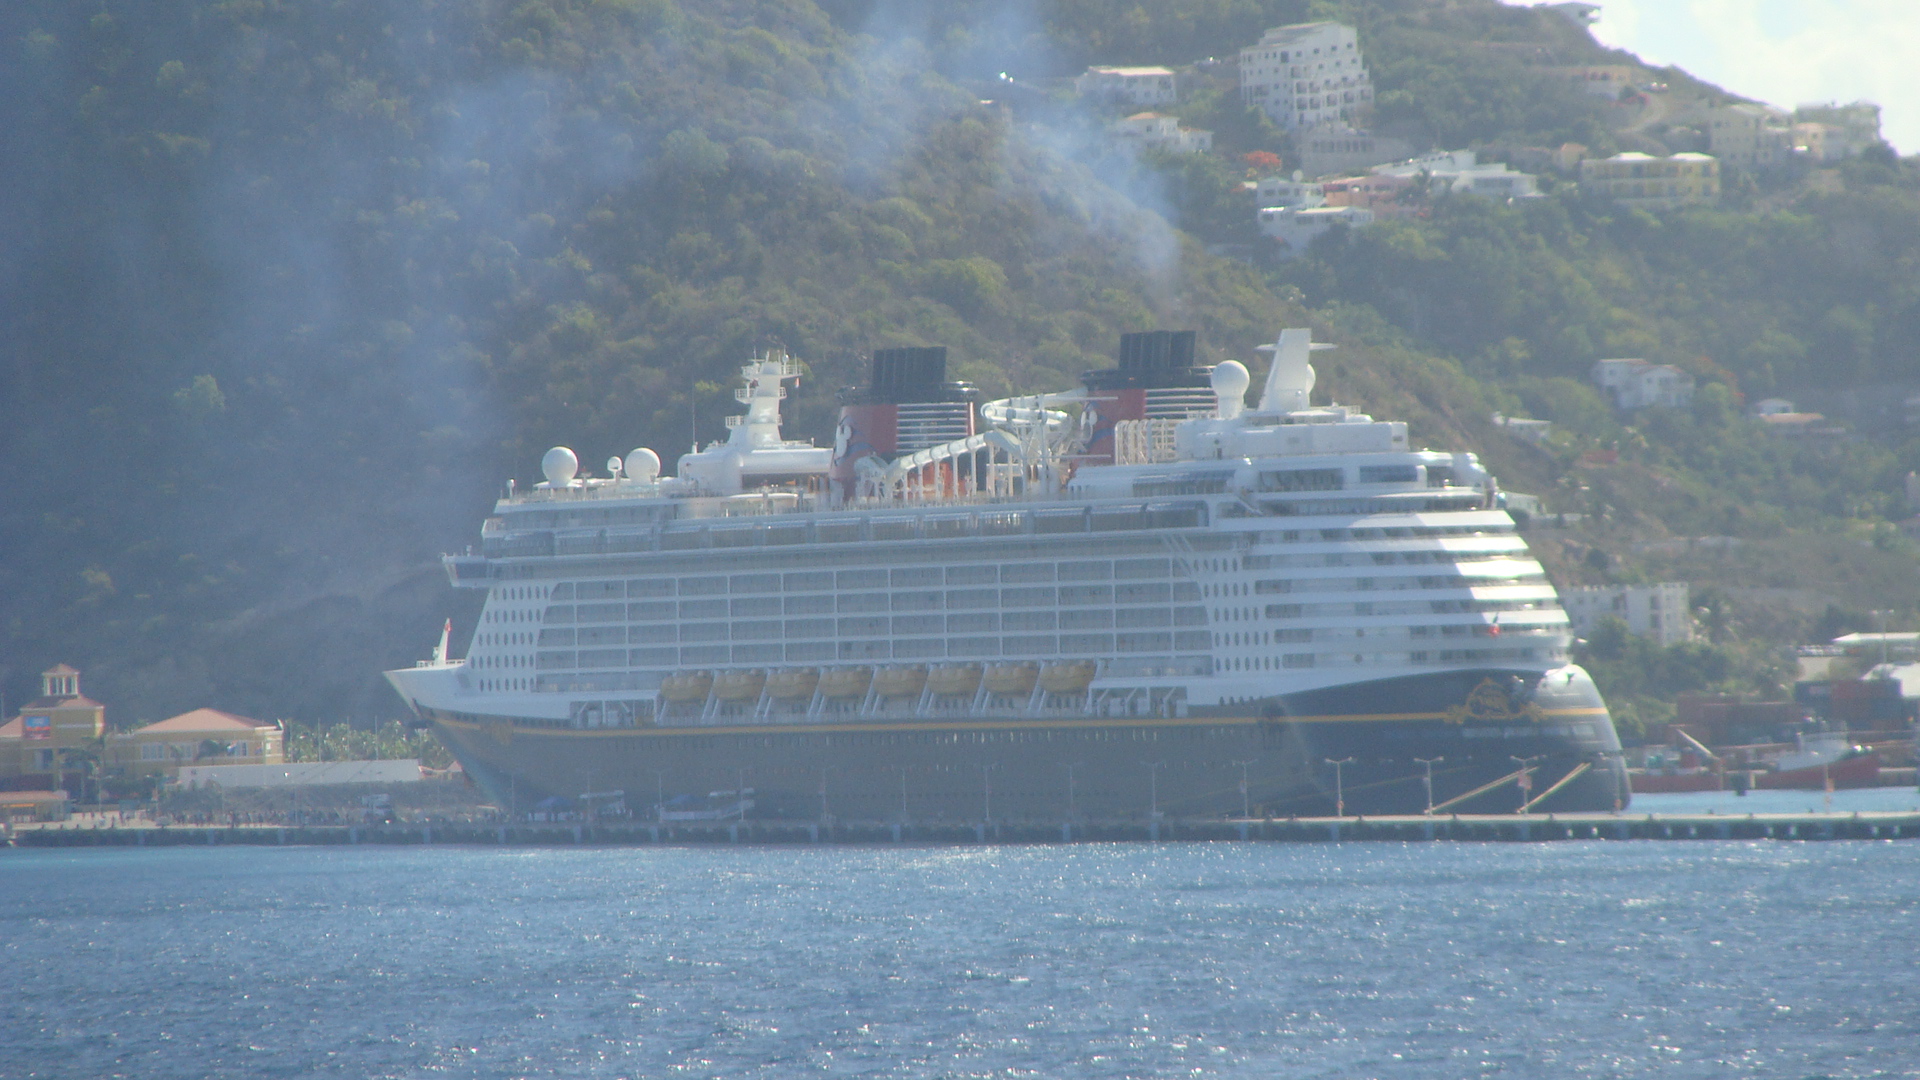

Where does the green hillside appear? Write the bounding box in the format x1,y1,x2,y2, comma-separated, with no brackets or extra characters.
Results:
3,0,1917,733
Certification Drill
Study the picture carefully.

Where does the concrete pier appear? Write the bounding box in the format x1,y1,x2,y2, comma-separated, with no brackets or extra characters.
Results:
10,811,1920,848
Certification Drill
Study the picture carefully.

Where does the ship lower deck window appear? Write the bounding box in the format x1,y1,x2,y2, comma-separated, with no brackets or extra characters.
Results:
1261,468,1343,492
1359,465,1418,484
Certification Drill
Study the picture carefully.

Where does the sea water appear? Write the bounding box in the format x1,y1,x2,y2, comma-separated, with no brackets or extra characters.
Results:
2,838,1916,1079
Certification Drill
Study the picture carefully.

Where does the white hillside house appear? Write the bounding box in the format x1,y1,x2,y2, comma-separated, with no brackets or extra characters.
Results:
1111,112,1213,154
1373,150,1539,198
1254,173,1326,210
1561,583,1695,647
1239,22,1374,131
1592,358,1695,411
1258,205,1374,257
1076,66,1178,108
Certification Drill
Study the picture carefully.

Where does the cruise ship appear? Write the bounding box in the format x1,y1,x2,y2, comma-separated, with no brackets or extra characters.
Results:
386,328,1630,820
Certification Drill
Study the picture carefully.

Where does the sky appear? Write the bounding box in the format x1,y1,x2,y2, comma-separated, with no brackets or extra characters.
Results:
1505,0,1918,152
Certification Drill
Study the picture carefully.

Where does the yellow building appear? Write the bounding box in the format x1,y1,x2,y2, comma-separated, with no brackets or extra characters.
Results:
105,708,284,780
1579,152,1719,209
0,665,107,793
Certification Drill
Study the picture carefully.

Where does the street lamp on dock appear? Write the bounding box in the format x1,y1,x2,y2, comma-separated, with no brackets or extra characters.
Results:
1415,756,1444,815
1511,755,1540,813
1325,757,1354,817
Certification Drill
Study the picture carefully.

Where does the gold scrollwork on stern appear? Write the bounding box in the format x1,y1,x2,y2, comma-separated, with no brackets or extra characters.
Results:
1444,678,1545,725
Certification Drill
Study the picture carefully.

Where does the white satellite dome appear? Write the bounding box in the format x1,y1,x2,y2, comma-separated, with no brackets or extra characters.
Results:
541,446,579,486
1210,360,1251,420
624,447,661,483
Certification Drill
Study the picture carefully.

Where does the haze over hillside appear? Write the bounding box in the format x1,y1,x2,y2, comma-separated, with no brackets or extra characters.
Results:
3,0,1918,731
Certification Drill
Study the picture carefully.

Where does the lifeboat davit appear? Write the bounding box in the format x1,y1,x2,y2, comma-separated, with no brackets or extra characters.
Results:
1039,661,1096,694
926,664,983,696
818,667,873,699
766,668,820,700
712,669,766,702
983,662,1039,695
660,671,714,703
872,665,929,698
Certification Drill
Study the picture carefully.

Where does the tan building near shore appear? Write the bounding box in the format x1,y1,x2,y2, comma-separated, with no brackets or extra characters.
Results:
0,665,107,793
0,790,71,822
105,708,284,781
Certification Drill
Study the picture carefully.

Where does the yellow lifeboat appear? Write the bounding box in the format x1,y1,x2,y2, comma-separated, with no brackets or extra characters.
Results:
871,665,929,698
1039,661,1097,694
660,671,714,703
817,666,873,699
983,662,1039,695
765,668,820,700
926,664,983,696
712,669,766,702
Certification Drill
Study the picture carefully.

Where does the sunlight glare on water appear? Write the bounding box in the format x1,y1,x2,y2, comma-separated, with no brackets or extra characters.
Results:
2,841,1915,1078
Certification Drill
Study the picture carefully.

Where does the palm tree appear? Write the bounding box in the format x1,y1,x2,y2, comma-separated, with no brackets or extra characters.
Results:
53,740,103,805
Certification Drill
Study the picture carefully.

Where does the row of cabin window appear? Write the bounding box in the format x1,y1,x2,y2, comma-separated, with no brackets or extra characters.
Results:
1217,647,1554,671
541,607,1208,646
493,522,1508,596
1244,524,1506,550
1214,617,1555,648
1246,550,1527,568
493,509,1500,562
1262,602,1562,621
548,585,1201,623
547,558,1180,601
543,635,1213,668
1254,497,1485,517
1249,573,1550,594
536,640,1563,678
642,505,1208,546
